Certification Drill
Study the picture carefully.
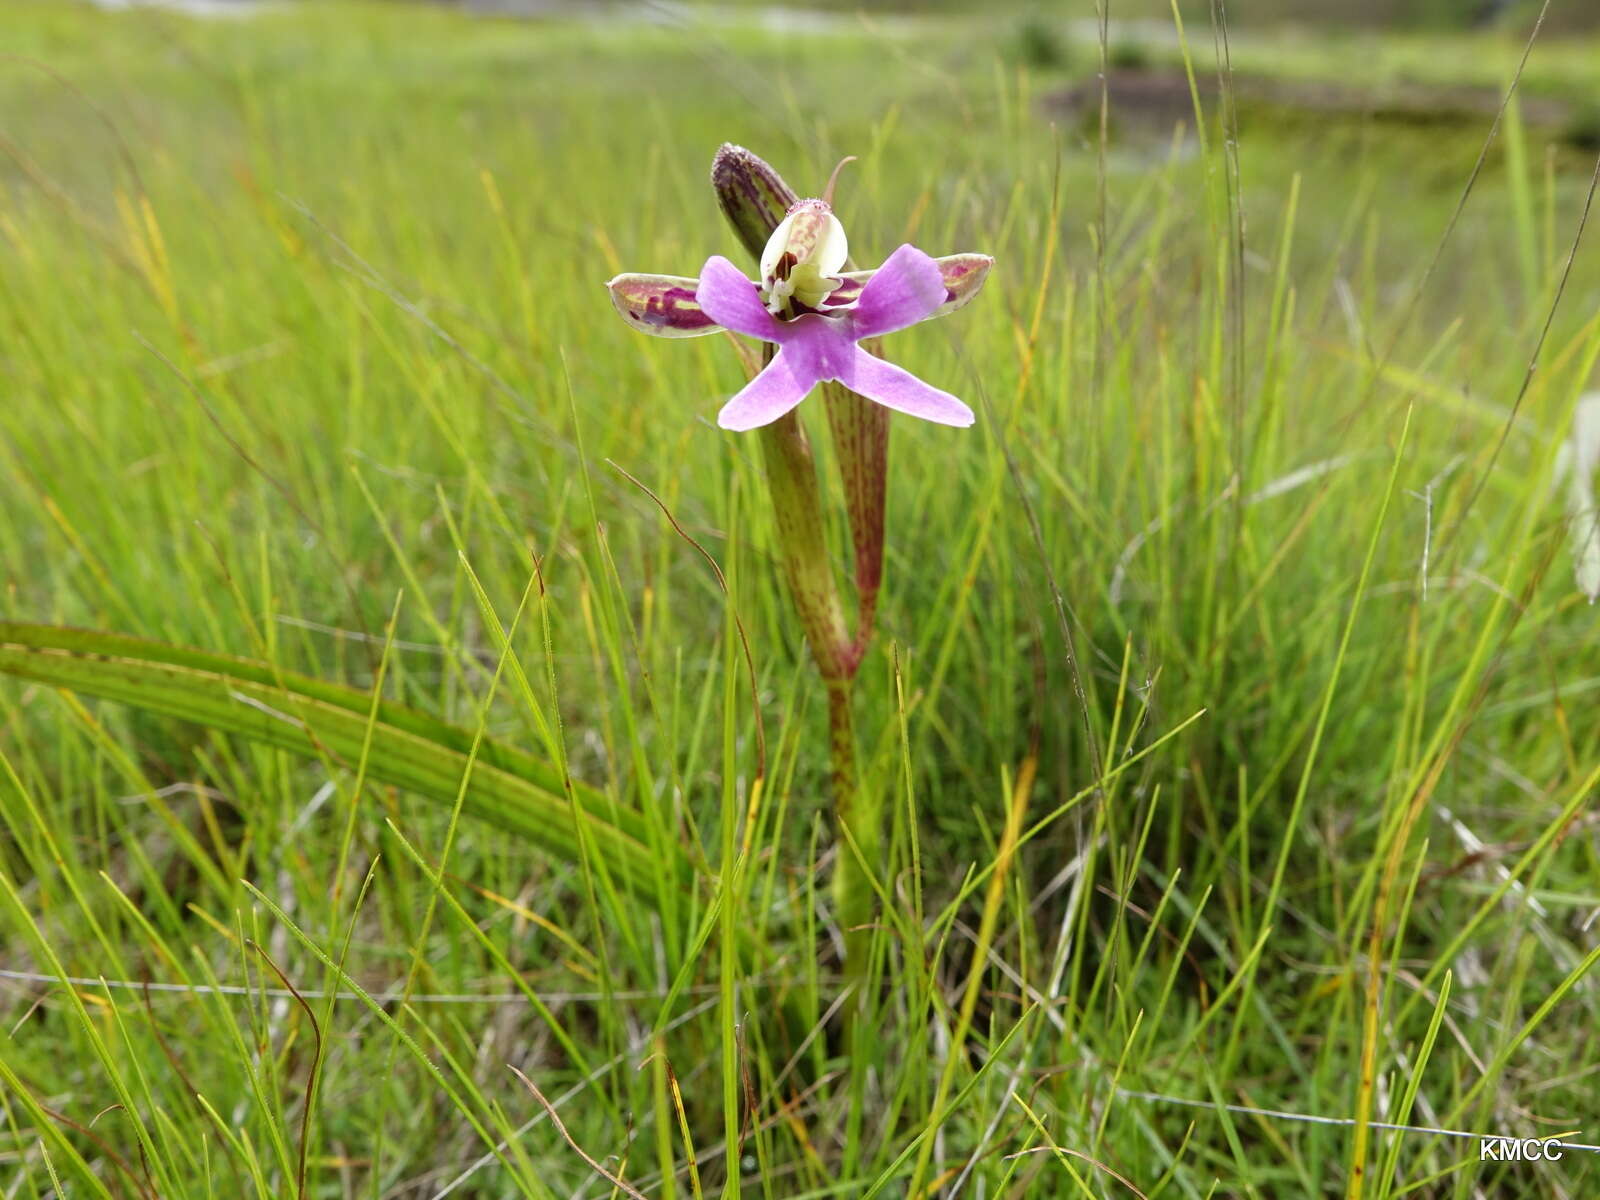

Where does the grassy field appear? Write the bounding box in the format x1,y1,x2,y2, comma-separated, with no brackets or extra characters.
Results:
3,2,1599,1196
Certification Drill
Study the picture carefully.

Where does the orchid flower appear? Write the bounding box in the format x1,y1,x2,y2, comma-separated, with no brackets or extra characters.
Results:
605,146,992,986
607,160,992,432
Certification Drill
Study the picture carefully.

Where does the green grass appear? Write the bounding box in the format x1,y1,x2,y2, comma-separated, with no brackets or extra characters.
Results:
2,2,1599,1196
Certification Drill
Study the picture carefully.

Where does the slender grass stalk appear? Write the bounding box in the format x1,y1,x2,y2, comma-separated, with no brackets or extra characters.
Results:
906,753,1036,1197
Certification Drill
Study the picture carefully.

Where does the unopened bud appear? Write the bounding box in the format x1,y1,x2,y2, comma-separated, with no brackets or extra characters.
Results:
710,143,799,263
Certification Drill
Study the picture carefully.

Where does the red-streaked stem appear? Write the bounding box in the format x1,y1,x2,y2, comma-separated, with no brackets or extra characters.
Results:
822,382,888,677
717,144,886,984
755,410,853,683
755,407,877,983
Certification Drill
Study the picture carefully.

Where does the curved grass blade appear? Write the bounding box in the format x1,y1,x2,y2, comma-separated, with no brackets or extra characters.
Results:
0,623,689,896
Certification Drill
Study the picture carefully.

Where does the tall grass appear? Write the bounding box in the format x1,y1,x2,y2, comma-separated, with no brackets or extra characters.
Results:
1,2,1598,1196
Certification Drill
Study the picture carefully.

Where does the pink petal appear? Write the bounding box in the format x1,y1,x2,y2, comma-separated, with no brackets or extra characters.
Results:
849,244,948,339
779,312,860,379
841,348,975,427
695,256,782,342
717,349,814,431
833,253,993,320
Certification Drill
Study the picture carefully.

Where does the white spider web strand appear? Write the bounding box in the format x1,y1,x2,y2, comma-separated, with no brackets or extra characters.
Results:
0,967,791,1006
1116,1089,1600,1153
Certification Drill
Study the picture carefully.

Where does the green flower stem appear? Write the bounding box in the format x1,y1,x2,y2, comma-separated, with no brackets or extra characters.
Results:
754,407,879,985
712,145,888,670
827,678,880,984
719,145,888,980
821,380,888,673
754,410,852,683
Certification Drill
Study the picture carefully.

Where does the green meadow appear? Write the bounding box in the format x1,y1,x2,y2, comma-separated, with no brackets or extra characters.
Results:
2,1,1598,1196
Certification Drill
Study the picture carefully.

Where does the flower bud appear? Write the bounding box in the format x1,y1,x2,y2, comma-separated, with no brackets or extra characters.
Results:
711,143,800,263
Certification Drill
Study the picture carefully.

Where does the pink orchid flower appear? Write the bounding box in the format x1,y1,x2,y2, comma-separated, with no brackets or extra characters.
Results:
607,176,992,432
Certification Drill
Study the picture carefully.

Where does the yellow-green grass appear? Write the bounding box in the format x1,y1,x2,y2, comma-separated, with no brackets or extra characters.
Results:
1,2,1597,1196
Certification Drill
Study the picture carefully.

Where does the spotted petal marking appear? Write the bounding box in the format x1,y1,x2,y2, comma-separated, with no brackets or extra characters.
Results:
827,253,994,319
606,273,722,337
